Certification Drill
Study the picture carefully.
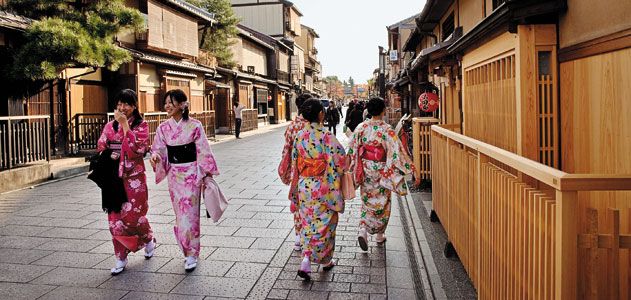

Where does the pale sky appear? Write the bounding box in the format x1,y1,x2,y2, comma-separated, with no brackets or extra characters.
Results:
292,0,426,84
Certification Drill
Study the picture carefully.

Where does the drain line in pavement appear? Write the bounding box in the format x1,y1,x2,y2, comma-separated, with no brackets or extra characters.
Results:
397,189,434,300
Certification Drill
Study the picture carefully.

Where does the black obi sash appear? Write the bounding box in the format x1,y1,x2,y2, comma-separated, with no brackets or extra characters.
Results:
167,142,197,164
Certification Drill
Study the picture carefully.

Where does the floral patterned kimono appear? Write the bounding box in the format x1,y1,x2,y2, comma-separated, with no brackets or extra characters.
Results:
97,118,153,260
348,120,414,234
151,118,219,258
278,115,308,235
291,122,346,264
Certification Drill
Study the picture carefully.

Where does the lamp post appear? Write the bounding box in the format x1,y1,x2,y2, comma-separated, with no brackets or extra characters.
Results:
378,46,386,99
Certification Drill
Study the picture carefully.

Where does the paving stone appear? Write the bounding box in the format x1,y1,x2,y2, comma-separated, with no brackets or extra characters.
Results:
225,262,267,279
41,218,96,228
121,291,204,300
84,229,114,241
370,274,386,284
268,219,295,229
216,218,272,228
32,266,112,287
0,282,57,299
310,281,350,292
0,224,51,236
39,209,93,219
171,276,257,298
0,248,53,264
209,248,275,263
267,288,289,299
333,273,370,283
152,244,215,260
286,290,329,299
32,251,110,268
0,263,54,283
350,283,386,294
386,267,415,289
39,286,128,300
246,266,282,300
384,251,410,268
37,238,104,252
387,288,417,300
251,212,293,220
369,293,388,300
0,216,50,226
328,292,370,300
200,235,255,248
99,271,185,293
0,236,52,249
250,238,285,250
234,227,290,238
158,259,233,276
200,226,240,236
337,258,371,267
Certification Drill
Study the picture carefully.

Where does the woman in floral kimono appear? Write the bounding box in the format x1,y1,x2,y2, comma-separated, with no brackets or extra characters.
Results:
347,97,414,251
278,93,312,251
150,89,219,272
96,89,155,275
291,98,346,280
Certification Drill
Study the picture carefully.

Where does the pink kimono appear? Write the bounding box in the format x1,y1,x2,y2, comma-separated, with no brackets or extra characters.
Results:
97,119,153,260
151,118,219,258
278,115,308,235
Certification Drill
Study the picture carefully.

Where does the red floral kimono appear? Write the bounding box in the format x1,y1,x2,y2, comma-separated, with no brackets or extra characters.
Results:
278,115,308,235
97,118,153,260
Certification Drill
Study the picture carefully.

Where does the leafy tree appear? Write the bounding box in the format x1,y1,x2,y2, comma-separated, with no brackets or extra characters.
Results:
5,0,143,80
348,76,355,89
188,0,240,68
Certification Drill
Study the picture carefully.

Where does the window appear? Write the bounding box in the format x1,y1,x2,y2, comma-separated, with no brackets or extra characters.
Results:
441,12,455,42
256,89,269,117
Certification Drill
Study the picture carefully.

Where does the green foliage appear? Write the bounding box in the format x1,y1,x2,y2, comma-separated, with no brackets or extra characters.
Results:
5,0,143,80
348,76,355,88
188,0,240,68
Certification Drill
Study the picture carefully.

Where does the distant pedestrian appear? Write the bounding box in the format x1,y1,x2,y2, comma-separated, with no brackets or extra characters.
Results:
95,89,155,276
347,101,365,132
278,92,312,251
233,101,245,139
291,98,346,280
150,89,220,272
325,101,341,135
347,97,414,251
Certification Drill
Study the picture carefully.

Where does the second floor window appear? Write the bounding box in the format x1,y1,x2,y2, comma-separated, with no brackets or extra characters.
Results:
442,12,455,42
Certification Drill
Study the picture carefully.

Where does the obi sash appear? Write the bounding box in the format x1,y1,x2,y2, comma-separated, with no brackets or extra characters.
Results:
297,157,327,177
167,142,197,164
360,145,387,162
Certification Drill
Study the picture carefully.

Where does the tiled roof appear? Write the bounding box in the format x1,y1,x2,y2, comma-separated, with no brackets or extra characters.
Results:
163,0,216,23
0,10,32,31
126,47,215,74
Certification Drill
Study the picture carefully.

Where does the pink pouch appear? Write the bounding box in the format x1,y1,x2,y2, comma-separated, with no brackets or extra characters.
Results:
341,172,356,200
202,176,229,223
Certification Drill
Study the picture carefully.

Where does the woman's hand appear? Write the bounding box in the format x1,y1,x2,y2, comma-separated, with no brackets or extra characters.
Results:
150,153,160,169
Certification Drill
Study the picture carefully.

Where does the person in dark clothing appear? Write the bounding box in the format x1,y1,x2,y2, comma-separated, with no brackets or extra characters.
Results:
325,101,341,135
347,102,365,132
344,101,355,129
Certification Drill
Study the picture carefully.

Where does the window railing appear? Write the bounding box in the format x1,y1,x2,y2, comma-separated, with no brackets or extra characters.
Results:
0,115,51,170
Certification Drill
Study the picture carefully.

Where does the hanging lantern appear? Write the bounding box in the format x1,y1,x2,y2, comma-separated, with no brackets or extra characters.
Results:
418,92,439,112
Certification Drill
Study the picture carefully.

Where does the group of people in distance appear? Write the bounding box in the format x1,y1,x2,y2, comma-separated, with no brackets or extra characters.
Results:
96,89,413,279
278,93,414,281
97,89,218,275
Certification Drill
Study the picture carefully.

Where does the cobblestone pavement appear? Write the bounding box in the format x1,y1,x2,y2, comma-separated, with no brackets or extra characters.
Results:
0,125,420,299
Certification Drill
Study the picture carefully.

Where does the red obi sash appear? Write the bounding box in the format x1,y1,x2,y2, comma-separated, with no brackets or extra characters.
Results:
298,157,327,177
360,145,386,162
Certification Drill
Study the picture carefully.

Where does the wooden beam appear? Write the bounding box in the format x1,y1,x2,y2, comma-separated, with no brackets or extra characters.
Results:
555,190,578,300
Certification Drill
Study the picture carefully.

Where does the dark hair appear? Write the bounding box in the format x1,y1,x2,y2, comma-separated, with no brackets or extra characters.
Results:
113,89,142,131
164,89,189,120
347,101,355,112
295,93,312,112
301,98,324,123
366,97,386,116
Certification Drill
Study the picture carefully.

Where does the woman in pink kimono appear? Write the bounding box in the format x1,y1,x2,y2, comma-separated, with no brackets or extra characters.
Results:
96,89,155,275
347,97,414,251
277,93,311,251
150,89,219,272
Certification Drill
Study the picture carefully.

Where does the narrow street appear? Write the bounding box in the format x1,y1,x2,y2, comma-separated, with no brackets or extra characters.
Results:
0,126,424,300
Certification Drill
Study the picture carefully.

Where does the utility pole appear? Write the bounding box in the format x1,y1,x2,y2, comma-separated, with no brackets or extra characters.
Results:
378,46,386,99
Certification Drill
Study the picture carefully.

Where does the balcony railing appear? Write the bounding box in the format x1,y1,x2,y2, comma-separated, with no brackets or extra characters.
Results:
277,70,290,83
430,125,631,299
0,115,51,170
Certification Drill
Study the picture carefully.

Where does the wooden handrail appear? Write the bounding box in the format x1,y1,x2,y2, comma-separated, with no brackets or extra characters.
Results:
0,115,50,121
432,125,567,189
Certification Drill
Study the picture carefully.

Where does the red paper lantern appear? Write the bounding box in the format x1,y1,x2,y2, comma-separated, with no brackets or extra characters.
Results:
418,92,439,112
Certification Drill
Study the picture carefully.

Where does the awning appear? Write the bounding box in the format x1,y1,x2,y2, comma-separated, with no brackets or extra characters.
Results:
206,80,230,89
254,84,268,90
164,70,197,78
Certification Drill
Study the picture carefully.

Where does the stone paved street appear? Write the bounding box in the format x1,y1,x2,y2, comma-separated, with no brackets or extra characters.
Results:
0,126,421,299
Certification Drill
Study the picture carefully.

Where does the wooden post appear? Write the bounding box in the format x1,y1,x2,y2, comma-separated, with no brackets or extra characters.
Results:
476,151,489,288
7,118,12,169
555,190,578,299
46,116,51,162
413,119,421,183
